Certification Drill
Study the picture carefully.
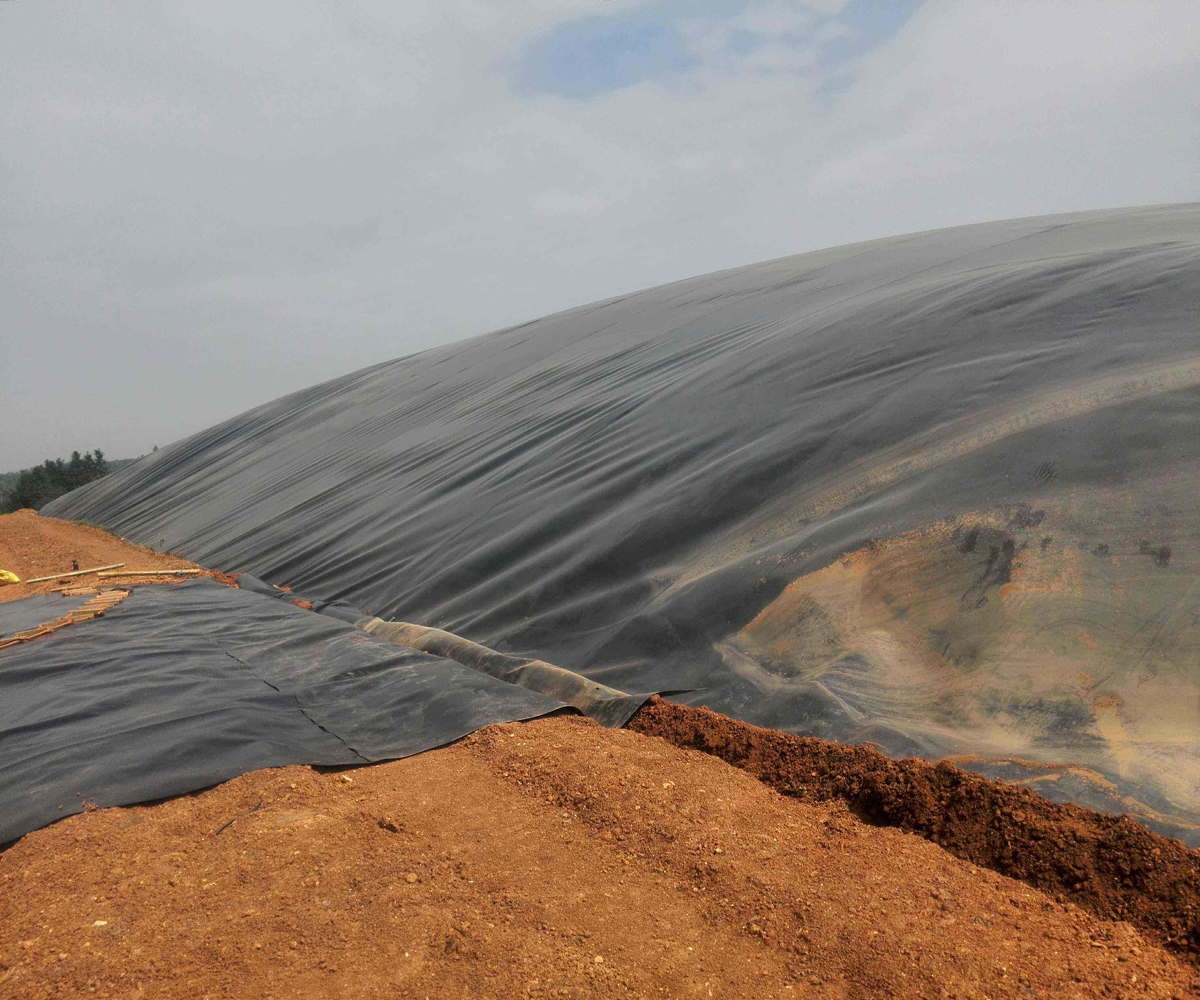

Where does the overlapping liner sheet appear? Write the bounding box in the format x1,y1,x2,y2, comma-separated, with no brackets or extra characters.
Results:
47,205,1200,842
0,593,91,638
0,579,583,845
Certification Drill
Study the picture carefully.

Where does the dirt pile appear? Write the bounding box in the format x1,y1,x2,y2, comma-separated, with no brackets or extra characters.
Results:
0,510,236,604
3,715,1197,999
629,697,1200,965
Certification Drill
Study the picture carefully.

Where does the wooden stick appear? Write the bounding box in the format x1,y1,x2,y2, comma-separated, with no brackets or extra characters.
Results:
96,568,202,578
25,563,125,584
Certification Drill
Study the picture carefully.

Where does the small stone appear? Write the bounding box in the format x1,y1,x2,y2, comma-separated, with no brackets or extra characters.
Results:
405,873,419,884
92,920,107,927
338,775,354,785
594,955,604,964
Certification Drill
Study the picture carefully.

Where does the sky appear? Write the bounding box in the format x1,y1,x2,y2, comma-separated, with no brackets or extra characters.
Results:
1,0,1198,469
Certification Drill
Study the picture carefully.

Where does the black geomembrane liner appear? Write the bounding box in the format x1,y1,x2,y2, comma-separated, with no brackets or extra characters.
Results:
37,204,1200,843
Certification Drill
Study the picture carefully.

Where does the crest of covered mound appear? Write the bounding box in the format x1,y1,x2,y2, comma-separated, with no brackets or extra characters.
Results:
45,204,1200,834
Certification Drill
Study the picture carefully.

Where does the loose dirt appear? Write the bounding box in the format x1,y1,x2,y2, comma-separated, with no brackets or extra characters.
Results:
0,510,236,604
628,697,1200,966
3,715,1197,999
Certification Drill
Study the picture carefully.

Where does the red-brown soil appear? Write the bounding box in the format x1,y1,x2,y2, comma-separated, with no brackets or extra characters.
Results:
3,715,1197,999
0,510,236,604
628,698,1200,966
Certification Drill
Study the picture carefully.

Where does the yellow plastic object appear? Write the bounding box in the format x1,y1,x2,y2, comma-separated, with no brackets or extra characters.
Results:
0,570,20,586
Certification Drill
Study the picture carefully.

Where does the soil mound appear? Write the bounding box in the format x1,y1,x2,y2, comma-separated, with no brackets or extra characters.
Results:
3,716,1197,999
629,697,1200,964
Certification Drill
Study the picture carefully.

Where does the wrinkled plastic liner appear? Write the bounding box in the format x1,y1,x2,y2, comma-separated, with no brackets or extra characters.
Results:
0,580,568,845
45,205,1200,835
0,593,90,638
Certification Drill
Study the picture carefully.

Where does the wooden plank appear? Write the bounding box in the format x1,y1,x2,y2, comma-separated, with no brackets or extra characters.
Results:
24,563,125,584
0,590,131,650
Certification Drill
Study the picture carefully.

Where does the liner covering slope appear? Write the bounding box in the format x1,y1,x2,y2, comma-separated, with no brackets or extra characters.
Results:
46,205,1200,838
0,579,566,844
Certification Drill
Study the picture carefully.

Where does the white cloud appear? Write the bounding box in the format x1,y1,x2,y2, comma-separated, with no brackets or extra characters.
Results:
806,1,1200,230
1,0,1197,468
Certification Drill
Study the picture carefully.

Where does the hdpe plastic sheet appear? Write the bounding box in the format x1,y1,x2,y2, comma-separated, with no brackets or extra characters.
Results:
233,572,651,724
47,205,1200,841
0,579,565,844
0,593,89,637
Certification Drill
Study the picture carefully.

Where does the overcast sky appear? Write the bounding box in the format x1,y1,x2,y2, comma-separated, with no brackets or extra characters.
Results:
2,0,1198,469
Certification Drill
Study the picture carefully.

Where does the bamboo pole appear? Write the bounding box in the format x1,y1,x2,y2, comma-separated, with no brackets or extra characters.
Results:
96,568,202,578
25,563,125,584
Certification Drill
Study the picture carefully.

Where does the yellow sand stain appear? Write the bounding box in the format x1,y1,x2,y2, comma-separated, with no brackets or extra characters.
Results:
998,539,1084,602
726,487,1200,826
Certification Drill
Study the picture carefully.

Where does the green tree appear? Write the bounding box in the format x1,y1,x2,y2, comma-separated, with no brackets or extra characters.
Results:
1,450,109,513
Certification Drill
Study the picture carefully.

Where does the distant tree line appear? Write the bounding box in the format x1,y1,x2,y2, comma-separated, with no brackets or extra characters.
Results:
0,450,109,513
